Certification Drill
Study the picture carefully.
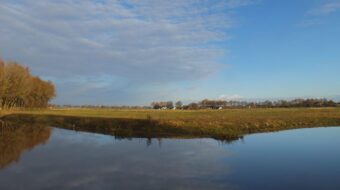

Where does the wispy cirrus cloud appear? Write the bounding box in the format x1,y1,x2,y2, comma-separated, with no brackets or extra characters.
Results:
300,0,340,27
308,1,340,15
0,0,254,104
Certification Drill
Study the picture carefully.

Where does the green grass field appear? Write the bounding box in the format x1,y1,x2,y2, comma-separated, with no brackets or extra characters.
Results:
1,107,340,140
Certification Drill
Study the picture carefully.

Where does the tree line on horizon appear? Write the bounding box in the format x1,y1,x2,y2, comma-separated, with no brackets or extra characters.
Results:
151,98,338,109
0,59,56,109
50,98,338,109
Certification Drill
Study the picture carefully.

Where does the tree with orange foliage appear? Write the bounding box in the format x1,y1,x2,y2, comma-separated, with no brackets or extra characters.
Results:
0,58,56,109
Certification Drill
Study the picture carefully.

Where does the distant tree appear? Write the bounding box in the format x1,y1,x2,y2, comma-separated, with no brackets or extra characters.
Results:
188,103,199,110
151,98,337,111
326,100,336,107
262,100,273,108
151,101,174,109
199,99,227,109
151,102,161,109
166,101,174,109
175,101,183,109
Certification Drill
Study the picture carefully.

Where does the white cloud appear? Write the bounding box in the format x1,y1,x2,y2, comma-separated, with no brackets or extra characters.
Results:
309,1,340,15
218,94,242,101
298,18,323,27
0,0,253,104
300,1,340,27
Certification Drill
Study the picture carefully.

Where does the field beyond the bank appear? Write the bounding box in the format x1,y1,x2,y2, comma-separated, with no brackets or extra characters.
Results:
1,107,340,139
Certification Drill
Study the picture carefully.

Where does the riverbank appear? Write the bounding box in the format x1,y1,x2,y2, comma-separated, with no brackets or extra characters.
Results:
1,108,340,140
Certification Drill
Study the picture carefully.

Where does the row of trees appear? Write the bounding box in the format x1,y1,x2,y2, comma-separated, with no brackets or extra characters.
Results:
151,101,183,109
52,104,151,109
253,99,337,108
0,59,56,109
151,98,337,109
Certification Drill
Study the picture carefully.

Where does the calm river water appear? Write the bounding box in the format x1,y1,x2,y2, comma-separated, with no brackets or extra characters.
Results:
0,124,340,190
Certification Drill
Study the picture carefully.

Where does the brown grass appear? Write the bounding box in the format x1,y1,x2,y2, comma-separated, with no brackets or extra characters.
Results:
1,107,340,140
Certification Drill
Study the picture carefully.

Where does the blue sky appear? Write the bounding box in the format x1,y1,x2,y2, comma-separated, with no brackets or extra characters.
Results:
0,0,339,105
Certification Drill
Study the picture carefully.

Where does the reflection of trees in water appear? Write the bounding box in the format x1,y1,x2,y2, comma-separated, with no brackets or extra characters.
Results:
0,121,51,169
3,114,243,143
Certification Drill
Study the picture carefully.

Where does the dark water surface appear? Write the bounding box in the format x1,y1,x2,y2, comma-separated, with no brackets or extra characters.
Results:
1,124,340,190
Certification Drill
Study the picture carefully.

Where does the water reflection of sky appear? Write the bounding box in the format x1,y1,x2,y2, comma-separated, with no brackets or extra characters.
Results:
0,127,236,190
1,127,340,190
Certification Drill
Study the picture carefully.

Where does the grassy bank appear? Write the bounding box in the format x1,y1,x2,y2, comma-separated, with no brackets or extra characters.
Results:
1,108,340,140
